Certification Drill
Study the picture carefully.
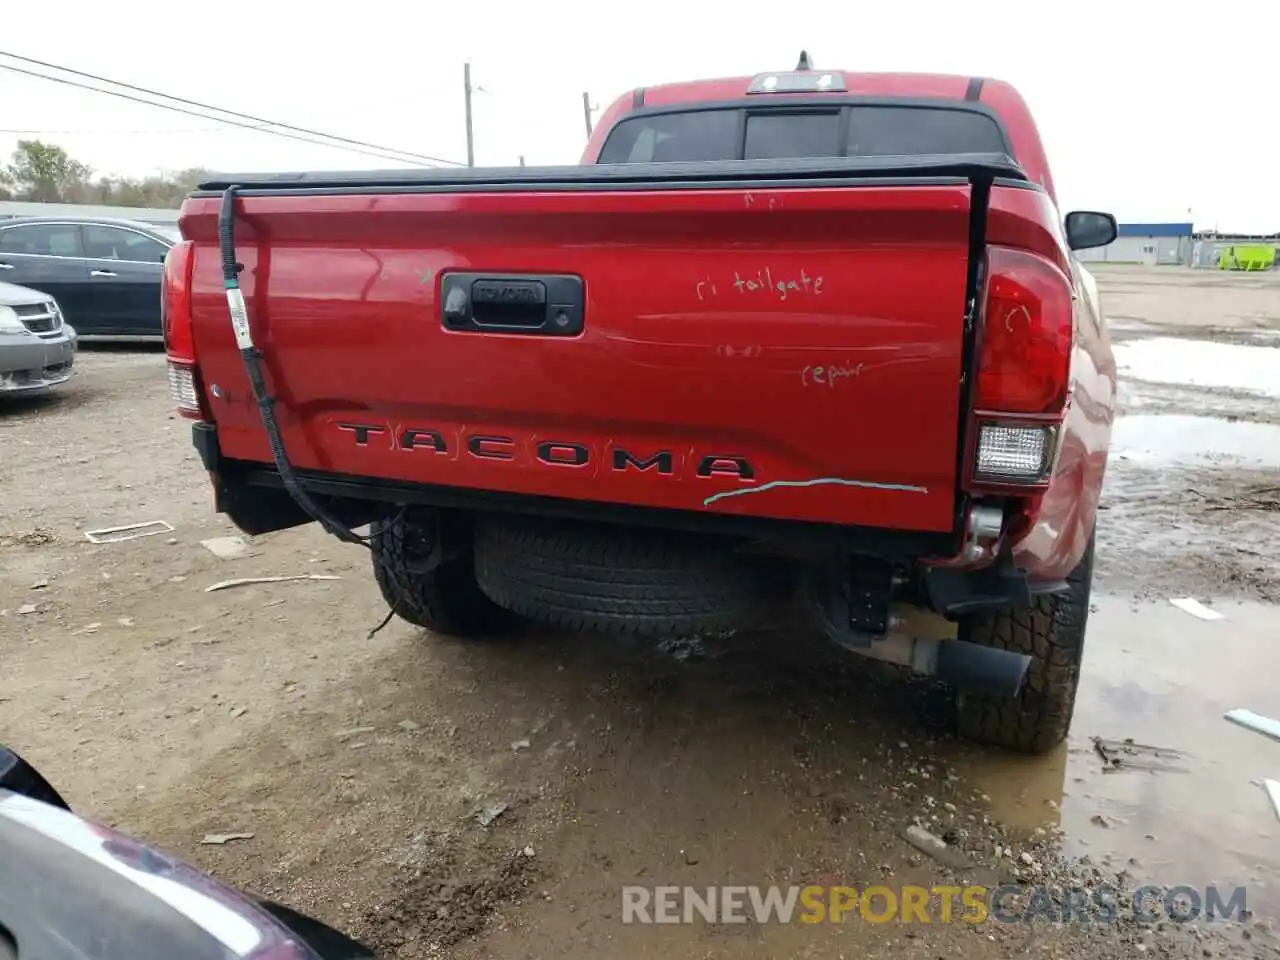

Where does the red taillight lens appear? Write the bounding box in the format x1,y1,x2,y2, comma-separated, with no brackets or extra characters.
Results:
162,240,204,418
975,246,1073,415
162,240,196,362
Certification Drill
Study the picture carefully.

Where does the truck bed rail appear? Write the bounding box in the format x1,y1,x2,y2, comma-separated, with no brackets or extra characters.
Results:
194,152,1028,195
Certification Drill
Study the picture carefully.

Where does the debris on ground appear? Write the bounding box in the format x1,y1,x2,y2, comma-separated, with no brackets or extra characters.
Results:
1262,780,1280,822
6,528,56,547
475,802,509,828
1225,709,1280,743
1091,737,1187,773
656,636,709,662
200,536,249,559
335,726,377,740
205,574,341,593
200,832,255,845
362,839,540,952
84,520,174,544
16,603,39,615
901,825,974,870
29,577,48,590
1203,483,1280,513
1168,597,1225,620
511,739,531,751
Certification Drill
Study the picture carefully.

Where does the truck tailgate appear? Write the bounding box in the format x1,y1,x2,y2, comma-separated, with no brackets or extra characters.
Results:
182,177,978,533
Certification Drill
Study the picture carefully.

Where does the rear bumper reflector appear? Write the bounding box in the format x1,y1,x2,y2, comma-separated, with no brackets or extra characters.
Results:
168,361,200,415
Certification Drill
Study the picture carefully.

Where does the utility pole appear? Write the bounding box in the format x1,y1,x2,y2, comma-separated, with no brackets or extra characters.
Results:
582,91,595,137
464,62,475,167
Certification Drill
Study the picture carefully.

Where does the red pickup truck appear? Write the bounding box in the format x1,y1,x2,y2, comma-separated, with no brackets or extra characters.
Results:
165,58,1118,753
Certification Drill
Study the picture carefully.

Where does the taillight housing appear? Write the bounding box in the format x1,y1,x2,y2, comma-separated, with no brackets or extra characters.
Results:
975,246,1073,415
968,245,1074,488
162,240,205,419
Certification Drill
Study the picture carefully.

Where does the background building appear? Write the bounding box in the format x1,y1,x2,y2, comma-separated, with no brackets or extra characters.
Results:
1075,222,1194,266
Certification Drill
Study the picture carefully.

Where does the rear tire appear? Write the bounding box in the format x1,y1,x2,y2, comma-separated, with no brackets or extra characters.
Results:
371,513,513,637
473,517,790,638
954,531,1096,753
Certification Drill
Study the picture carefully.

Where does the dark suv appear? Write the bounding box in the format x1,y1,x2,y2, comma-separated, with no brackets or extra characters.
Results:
0,217,178,339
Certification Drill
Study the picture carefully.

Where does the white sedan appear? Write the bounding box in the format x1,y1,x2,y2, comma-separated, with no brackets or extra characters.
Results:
0,280,78,396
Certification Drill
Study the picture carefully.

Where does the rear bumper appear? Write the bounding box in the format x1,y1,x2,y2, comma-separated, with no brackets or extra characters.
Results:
193,421,1067,617
0,327,77,394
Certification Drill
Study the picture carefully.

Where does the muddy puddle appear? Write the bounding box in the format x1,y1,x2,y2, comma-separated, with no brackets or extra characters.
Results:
1112,414,1280,468
954,595,1280,917
1114,337,1280,398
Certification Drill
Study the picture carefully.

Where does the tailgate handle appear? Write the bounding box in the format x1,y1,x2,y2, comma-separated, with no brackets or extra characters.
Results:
441,273,584,337
472,279,546,327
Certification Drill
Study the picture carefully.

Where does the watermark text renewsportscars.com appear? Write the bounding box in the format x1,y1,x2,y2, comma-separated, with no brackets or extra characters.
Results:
621,884,1248,925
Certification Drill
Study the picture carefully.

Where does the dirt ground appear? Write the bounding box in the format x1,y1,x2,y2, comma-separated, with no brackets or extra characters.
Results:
3,263,1279,959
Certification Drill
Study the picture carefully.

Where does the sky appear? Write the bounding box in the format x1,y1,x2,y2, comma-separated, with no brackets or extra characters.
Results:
3,1,1276,232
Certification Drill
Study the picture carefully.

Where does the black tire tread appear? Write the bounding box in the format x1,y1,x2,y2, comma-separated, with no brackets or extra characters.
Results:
955,532,1096,754
371,514,511,637
474,518,785,638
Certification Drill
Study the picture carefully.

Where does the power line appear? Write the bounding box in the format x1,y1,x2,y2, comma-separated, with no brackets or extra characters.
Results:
0,50,462,166
0,52,464,167
0,60,438,167
0,126,244,135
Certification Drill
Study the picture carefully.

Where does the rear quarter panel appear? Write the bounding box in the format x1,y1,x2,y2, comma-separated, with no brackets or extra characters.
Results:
1010,258,1115,581
962,144,1112,583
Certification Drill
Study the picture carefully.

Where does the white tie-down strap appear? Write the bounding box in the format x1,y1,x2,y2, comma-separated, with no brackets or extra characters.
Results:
226,287,253,350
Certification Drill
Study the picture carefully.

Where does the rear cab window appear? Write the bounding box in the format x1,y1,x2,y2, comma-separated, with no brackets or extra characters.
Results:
597,103,1009,163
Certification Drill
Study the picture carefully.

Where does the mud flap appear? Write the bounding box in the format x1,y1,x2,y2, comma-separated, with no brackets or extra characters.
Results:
0,747,70,810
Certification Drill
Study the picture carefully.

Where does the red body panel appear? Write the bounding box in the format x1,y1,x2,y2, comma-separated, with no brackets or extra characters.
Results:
1013,252,1116,581
980,186,1116,580
576,70,1110,580
181,184,977,533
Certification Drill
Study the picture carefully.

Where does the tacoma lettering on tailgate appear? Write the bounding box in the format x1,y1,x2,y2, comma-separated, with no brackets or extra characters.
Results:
336,422,756,480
